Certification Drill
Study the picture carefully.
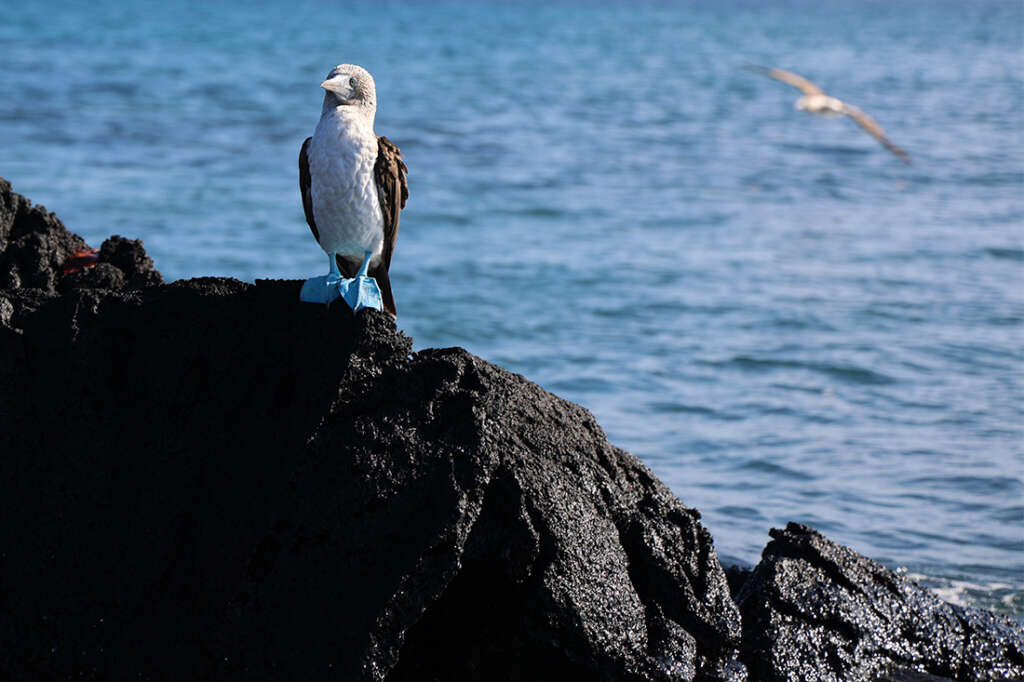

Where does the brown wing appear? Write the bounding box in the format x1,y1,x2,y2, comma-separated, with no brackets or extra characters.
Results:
298,137,319,243
371,135,409,317
374,136,408,270
743,64,824,96
841,103,912,164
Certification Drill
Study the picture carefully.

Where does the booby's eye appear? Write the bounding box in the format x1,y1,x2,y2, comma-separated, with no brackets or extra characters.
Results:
349,77,357,88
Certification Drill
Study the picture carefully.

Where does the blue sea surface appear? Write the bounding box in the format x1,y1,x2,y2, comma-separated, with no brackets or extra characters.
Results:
2,0,1022,616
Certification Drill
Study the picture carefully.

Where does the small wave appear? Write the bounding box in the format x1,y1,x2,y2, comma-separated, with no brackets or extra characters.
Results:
904,572,1023,618
653,401,746,421
990,506,1024,524
715,505,766,521
708,355,896,386
779,142,872,158
957,171,1024,187
494,206,566,219
984,246,1024,261
737,458,815,481
647,401,718,417
91,80,138,97
903,475,1023,496
859,303,929,324
414,212,474,227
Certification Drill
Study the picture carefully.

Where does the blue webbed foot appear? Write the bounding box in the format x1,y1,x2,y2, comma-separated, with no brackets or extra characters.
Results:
299,274,342,304
338,275,383,313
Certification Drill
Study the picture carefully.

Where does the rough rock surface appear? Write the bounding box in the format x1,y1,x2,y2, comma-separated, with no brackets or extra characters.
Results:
1,176,744,680
0,176,88,291
735,523,1024,682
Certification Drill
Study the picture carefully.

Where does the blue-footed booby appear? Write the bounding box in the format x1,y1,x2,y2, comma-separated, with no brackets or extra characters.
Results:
743,65,911,164
299,64,408,316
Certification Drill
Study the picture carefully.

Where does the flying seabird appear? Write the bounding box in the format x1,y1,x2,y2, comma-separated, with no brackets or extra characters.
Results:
743,65,911,164
299,64,408,315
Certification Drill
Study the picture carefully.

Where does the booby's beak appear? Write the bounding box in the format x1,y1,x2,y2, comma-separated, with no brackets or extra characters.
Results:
321,75,354,103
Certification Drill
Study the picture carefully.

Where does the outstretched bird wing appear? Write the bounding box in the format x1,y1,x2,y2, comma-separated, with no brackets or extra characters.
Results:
743,65,824,96
840,103,912,164
298,137,319,242
371,135,409,317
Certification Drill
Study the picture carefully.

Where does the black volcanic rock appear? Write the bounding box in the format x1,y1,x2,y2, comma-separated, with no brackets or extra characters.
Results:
1,277,745,679
96,234,164,288
0,178,744,681
735,523,1024,682
0,177,88,291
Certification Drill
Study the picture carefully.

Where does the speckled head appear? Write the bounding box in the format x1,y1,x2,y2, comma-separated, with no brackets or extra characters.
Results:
320,64,377,114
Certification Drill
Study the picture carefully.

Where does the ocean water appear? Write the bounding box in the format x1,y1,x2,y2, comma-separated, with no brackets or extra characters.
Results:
2,0,1022,617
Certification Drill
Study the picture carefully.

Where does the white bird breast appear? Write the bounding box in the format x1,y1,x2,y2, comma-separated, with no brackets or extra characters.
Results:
308,109,384,259
797,94,845,116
